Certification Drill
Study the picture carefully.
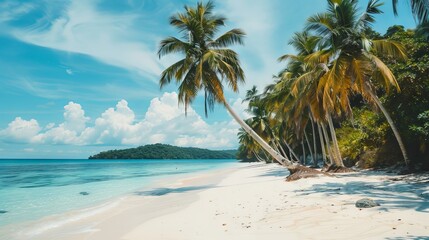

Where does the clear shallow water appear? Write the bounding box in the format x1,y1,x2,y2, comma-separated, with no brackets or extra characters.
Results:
0,159,236,227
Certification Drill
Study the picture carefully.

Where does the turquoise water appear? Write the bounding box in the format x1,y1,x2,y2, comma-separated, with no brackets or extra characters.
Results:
0,159,236,227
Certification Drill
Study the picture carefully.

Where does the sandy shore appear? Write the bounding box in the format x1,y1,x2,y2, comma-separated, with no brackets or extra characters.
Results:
7,163,429,240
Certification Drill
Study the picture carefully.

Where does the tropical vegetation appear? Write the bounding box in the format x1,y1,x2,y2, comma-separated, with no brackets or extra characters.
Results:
237,0,429,171
158,0,429,174
89,144,237,159
158,1,293,167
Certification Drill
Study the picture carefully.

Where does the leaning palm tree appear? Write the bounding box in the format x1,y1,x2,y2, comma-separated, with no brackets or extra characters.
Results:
158,1,288,165
306,0,410,166
279,31,346,167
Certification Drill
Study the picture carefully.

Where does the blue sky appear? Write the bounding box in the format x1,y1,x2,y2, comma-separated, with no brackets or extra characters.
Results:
0,0,417,158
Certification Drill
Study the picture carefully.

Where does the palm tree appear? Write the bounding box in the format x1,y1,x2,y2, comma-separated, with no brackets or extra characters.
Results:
158,1,288,165
392,0,429,24
272,30,346,167
305,0,410,166
237,128,264,162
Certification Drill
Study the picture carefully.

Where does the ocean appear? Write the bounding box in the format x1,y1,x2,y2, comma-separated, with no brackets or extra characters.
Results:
0,159,237,227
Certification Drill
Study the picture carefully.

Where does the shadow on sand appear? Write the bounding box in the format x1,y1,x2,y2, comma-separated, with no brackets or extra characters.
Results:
135,185,214,196
385,236,429,240
258,167,290,177
297,177,429,213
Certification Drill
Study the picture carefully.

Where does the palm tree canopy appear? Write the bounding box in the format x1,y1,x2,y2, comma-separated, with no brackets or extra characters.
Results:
304,0,407,112
158,1,245,116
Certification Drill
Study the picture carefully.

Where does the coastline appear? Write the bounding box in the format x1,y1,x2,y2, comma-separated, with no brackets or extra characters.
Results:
3,163,429,240
0,161,242,240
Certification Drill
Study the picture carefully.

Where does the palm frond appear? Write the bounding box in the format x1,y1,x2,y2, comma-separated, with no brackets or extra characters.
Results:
209,28,245,48
371,39,407,60
358,0,383,29
411,0,429,23
158,37,190,58
369,54,400,92
159,59,186,89
277,54,300,63
306,13,334,38
178,64,199,115
392,0,399,16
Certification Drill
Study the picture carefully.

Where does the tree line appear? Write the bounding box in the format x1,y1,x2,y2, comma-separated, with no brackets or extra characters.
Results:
89,143,237,159
157,0,428,174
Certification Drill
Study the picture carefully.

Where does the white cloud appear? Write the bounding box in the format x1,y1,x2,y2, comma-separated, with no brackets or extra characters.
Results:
0,92,241,149
0,1,34,22
11,1,162,79
0,117,41,143
29,102,90,145
62,102,89,133
144,92,183,123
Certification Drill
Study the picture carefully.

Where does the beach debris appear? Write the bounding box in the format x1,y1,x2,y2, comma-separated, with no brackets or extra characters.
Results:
0,210,7,214
355,198,380,208
286,165,331,181
79,191,90,196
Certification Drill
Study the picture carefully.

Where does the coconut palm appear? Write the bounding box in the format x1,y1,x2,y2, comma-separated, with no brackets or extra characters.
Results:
305,0,410,166
271,30,345,167
158,1,288,165
237,128,264,162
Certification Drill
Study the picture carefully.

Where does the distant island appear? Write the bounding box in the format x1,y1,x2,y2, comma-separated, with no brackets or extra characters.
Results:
89,143,237,159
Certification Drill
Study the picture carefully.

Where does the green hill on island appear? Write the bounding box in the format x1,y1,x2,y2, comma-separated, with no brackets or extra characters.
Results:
89,144,237,159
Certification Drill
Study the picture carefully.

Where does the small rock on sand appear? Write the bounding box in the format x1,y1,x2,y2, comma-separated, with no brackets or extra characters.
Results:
0,210,7,214
79,191,90,196
355,198,380,208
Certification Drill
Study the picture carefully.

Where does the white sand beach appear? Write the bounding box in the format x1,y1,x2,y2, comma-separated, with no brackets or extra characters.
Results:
8,163,429,240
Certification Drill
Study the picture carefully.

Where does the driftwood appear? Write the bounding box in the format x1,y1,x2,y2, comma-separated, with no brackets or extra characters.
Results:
323,165,355,173
286,165,331,182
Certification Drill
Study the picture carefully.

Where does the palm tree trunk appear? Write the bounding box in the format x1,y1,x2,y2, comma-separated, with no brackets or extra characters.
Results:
262,150,271,163
252,150,264,162
327,113,344,167
304,131,314,166
321,123,334,165
368,90,410,166
271,140,282,157
274,139,288,159
310,116,318,167
301,141,306,165
317,123,327,165
224,102,290,165
283,140,300,162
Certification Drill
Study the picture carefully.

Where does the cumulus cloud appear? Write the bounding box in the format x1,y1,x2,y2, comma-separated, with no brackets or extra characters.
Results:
30,102,90,144
0,92,243,149
62,102,90,133
0,117,41,143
